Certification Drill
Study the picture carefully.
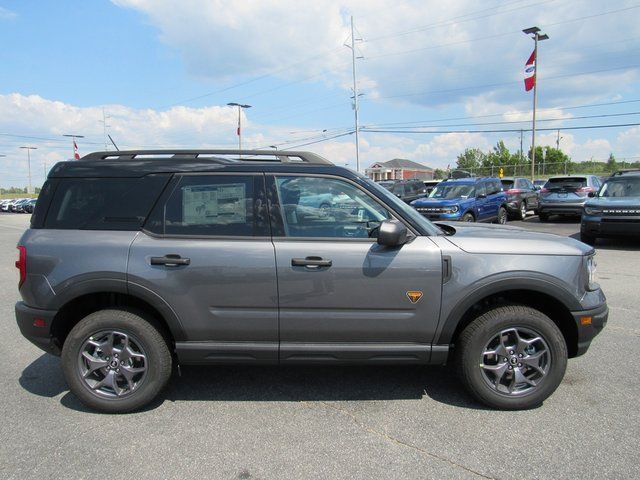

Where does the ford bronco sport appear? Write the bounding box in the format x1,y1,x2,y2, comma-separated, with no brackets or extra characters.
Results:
15,150,607,412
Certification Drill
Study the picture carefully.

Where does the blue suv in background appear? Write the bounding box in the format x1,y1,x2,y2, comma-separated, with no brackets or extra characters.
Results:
411,177,508,223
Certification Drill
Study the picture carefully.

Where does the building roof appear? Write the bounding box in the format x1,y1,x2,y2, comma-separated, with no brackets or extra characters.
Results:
367,158,433,170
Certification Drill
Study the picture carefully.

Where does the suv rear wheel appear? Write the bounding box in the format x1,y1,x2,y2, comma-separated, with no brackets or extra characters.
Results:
456,305,567,410
61,309,172,413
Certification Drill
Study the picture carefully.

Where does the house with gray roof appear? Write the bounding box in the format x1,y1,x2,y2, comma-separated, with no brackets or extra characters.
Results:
365,159,434,181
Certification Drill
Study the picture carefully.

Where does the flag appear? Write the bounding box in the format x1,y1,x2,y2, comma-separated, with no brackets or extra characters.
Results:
524,50,536,92
73,139,80,160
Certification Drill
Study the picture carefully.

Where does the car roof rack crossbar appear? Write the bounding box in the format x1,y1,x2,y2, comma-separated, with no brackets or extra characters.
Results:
80,149,333,165
611,168,640,176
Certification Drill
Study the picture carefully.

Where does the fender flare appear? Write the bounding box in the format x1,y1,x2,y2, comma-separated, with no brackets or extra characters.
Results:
435,273,582,345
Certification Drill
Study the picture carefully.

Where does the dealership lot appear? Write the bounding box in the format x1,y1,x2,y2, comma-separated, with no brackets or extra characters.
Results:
1,213,638,479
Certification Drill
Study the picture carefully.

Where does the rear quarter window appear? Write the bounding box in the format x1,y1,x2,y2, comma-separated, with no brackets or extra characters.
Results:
43,175,169,230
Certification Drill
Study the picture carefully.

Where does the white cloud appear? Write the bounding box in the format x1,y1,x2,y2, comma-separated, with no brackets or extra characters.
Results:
110,0,640,108
0,6,17,20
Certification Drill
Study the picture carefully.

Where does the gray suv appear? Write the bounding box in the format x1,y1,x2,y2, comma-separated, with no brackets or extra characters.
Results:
15,150,608,413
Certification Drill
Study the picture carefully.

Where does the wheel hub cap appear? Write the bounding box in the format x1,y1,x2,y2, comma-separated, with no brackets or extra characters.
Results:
77,330,148,399
480,327,551,396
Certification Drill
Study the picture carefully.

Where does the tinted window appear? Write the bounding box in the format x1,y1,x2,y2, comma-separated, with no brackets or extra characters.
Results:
147,175,268,236
429,183,475,199
599,176,640,197
44,175,169,230
486,180,501,195
274,176,390,238
477,182,487,196
545,177,587,189
501,180,514,189
391,183,405,196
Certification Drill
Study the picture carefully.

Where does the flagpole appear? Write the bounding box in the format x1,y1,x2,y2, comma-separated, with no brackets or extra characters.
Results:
523,27,548,182
531,36,538,182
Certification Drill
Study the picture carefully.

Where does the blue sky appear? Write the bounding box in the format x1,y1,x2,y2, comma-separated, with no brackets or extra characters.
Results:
1,0,639,188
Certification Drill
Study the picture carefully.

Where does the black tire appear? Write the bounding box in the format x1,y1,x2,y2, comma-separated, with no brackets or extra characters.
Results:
462,212,475,222
495,206,507,224
61,309,172,413
456,305,567,410
580,232,596,246
517,201,527,220
538,212,550,222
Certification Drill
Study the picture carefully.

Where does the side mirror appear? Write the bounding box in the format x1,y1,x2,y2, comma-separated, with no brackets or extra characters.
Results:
377,220,408,247
588,191,596,198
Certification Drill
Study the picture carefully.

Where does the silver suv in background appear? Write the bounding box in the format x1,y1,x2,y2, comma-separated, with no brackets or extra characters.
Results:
538,175,602,221
15,150,607,413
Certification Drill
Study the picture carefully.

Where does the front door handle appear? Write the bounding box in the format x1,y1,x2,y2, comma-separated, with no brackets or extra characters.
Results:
150,254,191,267
291,256,332,268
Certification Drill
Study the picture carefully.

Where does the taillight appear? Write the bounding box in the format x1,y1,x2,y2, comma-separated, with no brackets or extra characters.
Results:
506,189,523,195
577,186,595,193
15,246,26,288
539,188,549,194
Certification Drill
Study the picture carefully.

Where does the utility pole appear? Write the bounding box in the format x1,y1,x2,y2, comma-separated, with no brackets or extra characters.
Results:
19,146,37,194
346,16,363,172
227,103,252,158
523,27,549,182
100,108,111,151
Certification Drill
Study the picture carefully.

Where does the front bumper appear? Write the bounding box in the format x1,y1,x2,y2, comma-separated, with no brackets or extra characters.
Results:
15,302,60,356
582,215,640,238
572,303,608,357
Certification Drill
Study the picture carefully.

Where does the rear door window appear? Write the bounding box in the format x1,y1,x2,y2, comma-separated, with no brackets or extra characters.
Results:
146,174,268,237
546,177,587,191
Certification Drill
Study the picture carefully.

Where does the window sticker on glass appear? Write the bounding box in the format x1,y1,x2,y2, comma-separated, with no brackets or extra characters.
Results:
183,183,246,225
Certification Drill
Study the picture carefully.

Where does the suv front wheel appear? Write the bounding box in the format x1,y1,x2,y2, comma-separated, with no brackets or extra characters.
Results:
61,309,172,413
456,306,567,410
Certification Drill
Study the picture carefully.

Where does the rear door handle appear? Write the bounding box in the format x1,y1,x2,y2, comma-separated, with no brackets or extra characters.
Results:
150,255,191,267
291,256,332,268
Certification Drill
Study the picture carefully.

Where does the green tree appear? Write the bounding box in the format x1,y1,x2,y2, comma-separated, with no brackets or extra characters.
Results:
606,153,618,173
433,168,447,180
456,148,486,171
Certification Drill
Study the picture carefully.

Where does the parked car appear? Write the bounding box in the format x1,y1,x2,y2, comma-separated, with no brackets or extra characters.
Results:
411,177,508,223
0,199,10,211
500,177,539,220
23,198,37,214
533,179,547,190
13,199,32,213
15,149,607,413
7,198,28,212
423,179,441,195
580,169,640,245
381,179,428,204
538,175,602,221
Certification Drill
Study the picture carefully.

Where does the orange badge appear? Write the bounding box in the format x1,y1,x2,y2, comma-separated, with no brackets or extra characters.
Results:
406,291,423,304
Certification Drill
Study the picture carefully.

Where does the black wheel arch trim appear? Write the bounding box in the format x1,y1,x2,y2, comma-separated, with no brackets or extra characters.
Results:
46,278,186,342
435,273,583,345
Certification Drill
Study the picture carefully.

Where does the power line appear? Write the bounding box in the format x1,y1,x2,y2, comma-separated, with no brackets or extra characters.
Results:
363,121,640,135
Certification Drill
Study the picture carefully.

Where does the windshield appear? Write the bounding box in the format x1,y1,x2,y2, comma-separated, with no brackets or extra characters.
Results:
360,176,441,236
429,183,475,199
599,177,640,197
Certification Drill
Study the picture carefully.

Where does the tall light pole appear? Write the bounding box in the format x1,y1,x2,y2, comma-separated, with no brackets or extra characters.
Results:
227,103,251,157
20,146,37,194
63,134,85,160
523,26,549,182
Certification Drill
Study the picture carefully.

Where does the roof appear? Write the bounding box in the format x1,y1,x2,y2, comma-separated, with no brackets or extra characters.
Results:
368,158,433,170
48,149,339,178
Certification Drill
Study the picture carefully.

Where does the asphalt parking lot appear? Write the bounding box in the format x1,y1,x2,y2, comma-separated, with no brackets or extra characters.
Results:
1,212,638,480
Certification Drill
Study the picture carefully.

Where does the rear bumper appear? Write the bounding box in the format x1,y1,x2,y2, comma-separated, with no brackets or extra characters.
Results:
539,203,585,216
572,303,608,357
15,302,60,356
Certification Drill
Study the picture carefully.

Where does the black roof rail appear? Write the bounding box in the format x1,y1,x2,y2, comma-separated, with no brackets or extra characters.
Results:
80,149,333,165
611,168,640,176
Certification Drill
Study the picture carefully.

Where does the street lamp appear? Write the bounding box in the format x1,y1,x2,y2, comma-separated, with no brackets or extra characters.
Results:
227,102,252,156
20,146,37,194
63,134,85,160
269,145,278,150
523,26,549,182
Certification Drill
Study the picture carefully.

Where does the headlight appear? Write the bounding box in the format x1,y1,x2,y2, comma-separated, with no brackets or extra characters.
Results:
584,206,601,215
586,255,598,291
442,205,460,214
